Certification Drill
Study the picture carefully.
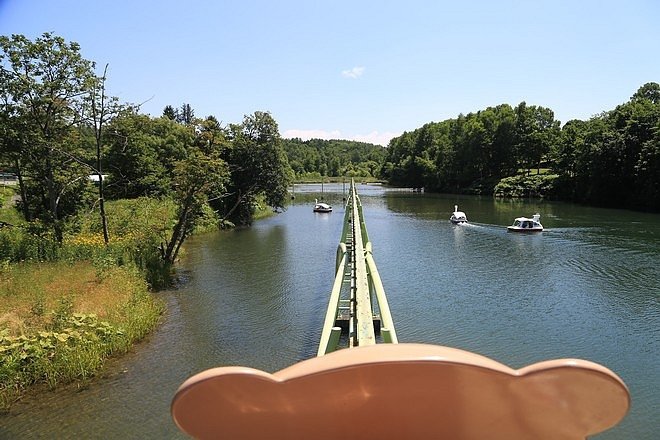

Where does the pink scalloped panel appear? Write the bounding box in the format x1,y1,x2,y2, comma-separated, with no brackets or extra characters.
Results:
171,343,630,440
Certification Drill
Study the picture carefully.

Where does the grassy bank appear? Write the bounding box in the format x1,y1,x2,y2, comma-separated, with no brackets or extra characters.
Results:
0,193,282,410
0,197,173,410
0,261,163,411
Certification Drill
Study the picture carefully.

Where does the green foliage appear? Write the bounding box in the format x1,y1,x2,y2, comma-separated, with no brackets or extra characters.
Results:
105,111,191,199
163,148,228,263
73,197,177,288
0,187,22,226
549,82,660,210
0,259,164,410
0,226,61,262
385,103,559,193
0,33,97,242
219,111,292,225
493,174,559,198
76,197,176,241
513,102,560,173
0,197,178,288
0,297,162,410
385,83,660,211
282,138,386,179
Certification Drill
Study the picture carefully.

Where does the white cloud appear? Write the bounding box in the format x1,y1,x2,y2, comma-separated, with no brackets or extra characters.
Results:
282,129,401,147
352,131,400,147
341,66,365,79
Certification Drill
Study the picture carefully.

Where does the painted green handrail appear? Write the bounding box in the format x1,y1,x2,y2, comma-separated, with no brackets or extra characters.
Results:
365,242,398,343
317,180,397,356
317,246,348,356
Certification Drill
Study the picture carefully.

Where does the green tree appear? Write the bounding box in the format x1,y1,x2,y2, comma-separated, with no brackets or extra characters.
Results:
631,82,660,104
105,111,190,198
221,111,292,224
196,115,227,155
281,138,386,179
0,33,96,241
612,83,660,208
163,148,228,263
177,103,195,125
551,119,586,199
483,104,517,177
514,102,560,174
162,105,177,120
635,121,660,208
0,107,32,220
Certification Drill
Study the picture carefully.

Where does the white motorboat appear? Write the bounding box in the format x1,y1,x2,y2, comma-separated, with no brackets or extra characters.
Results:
313,199,332,213
507,213,543,232
450,205,467,224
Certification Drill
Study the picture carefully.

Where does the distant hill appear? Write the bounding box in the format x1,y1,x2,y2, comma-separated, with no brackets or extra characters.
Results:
282,138,386,180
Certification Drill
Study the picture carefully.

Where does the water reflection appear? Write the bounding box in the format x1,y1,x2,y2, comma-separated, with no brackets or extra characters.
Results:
1,186,658,439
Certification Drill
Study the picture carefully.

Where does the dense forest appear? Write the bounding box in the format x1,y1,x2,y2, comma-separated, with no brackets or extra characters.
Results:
282,138,385,180
382,82,660,211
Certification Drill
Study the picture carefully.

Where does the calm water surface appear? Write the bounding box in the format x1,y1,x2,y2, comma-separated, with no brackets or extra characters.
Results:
2,184,658,439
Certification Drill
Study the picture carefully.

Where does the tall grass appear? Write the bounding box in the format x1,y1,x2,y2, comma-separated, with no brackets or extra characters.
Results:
0,261,163,410
0,197,179,289
0,197,176,410
0,196,228,409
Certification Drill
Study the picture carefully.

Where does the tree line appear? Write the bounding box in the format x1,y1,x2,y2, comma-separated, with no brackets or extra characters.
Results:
0,33,292,262
282,138,386,179
382,83,660,211
2,31,658,262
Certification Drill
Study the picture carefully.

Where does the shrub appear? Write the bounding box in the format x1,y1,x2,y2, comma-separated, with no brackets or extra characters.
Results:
493,174,559,198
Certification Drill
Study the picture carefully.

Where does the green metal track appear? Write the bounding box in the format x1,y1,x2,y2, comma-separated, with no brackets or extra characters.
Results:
317,180,398,356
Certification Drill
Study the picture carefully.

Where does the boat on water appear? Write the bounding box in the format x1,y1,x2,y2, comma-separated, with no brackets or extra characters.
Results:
507,213,543,232
449,205,467,224
313,199,332,213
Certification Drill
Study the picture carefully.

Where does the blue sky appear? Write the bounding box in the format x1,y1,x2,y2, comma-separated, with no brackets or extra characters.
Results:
1,0,658,146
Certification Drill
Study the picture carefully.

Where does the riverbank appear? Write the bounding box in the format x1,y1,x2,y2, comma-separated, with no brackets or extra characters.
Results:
0,192,284,411
0,197,173,411
0,261,163,411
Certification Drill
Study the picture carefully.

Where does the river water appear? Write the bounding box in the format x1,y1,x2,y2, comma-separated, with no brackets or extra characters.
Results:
1,184,658,439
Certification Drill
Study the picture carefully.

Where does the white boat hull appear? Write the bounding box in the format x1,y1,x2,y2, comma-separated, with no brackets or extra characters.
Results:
507,226,543,232
508,213,543,232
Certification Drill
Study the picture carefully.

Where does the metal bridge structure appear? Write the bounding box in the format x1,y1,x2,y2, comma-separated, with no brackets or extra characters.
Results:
317,179,397,355
171,180,631,440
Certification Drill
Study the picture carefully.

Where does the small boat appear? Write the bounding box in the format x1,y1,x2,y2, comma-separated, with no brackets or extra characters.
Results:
449,205,467,224
507,213,543,232
313,199,332,213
